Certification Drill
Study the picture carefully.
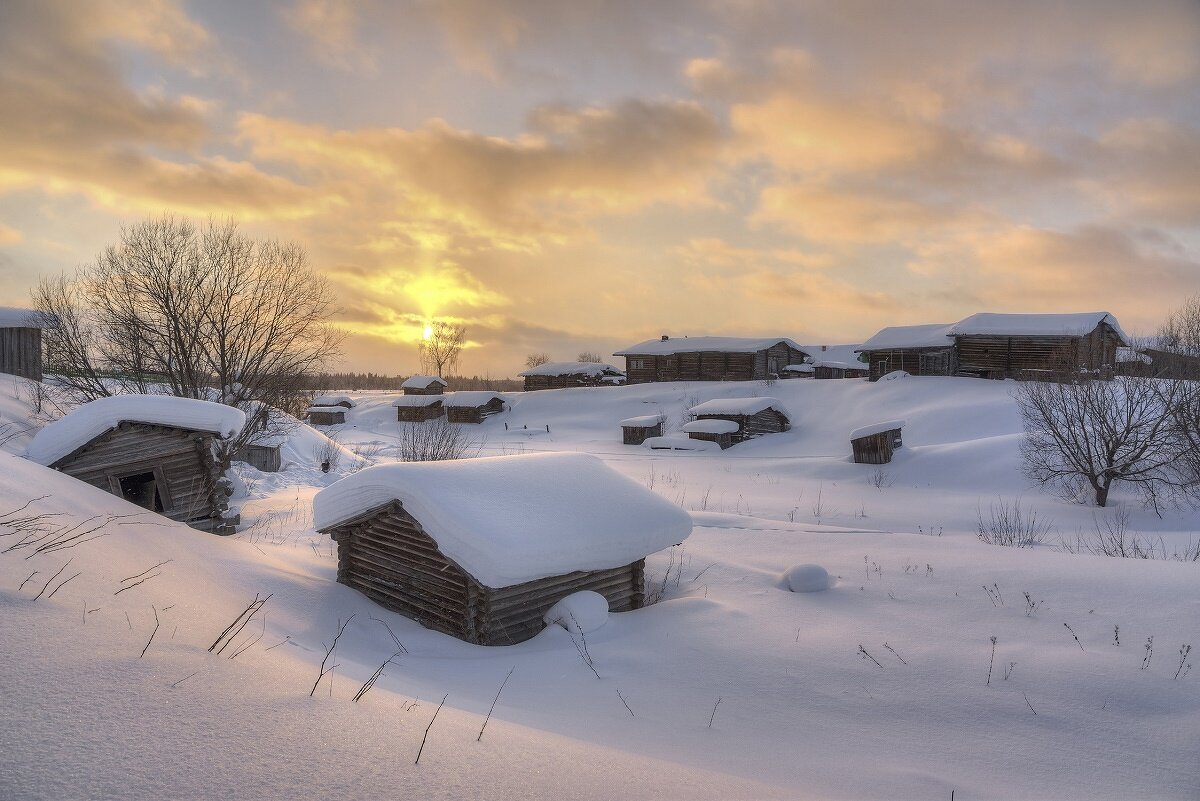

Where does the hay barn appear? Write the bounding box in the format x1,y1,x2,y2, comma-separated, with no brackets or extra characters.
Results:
401,376,447,396
313,452,693,645
950,312,1126,380
393,395,445,422
311,394,356,409
686,397,791,446
444,392,505,424
307,406,346,425
25,395,245,534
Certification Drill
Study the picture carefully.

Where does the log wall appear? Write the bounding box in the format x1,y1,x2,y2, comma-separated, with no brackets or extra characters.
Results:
622,422,662,445
396,401,444,422
863,348,956,381
623,342,809,384
403,384,444,396
955,325,1121,379
695,408,789,444
852,431,896,464
234,444,281,472
0,327,42,382
445,398,503,424
308,409,345,425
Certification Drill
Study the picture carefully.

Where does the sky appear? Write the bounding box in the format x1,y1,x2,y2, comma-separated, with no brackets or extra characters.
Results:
0,0,1198,376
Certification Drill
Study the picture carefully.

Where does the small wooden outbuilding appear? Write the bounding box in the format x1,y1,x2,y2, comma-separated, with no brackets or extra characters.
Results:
681,418,738,449
685,397,791,446
620,414,664,445
311,394,356,409
444,392,505,424
307,406,346,425
615,336,810,384
401,376,447,396
313,452,693,645
0,307,51,382
392,395,445,422
25,395,246,534
234,442,283,472
813,361,869,380
850,420,906,464
519,362,626,391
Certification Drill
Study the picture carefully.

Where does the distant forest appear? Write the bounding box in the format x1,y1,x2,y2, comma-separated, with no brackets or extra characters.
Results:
298,372,522,392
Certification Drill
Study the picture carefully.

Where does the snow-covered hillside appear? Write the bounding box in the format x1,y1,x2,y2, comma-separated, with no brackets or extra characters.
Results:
1,373,1197,800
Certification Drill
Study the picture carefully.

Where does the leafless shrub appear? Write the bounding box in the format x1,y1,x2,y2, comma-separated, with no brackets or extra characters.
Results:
397,418,477,462
1057,507,1200,560
349,440,385,471
310,615,354,697
869,468,895,489
976,498,1052,548
313,429,344,473
576,352,603,363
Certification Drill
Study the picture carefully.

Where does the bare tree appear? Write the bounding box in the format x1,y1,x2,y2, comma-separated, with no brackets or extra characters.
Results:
524,352,551,369
576,351,603,363
1158,295,1200,357
419,321,465,378
32,215,344,462
1016,374,1193,510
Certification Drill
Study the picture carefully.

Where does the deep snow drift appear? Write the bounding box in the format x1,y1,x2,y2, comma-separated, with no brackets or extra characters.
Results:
1,372,1197,800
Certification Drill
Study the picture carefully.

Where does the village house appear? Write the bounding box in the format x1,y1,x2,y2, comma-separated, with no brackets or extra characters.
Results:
519,361,626,391
614,336,810,384
25,395,245,534
312,452,693,645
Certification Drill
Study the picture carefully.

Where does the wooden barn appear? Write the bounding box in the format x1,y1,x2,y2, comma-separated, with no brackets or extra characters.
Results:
615,336,810,384
813,361,869,380
312,452,693,645
0,307,50,382
234,442,282,472
307,406,346,425
311,394,356,409
856,324,958,382
392,395,445,422
686,397,791,446
444,392,505,424
519,361,626,391
681,418,739,449
850,420,906,464
950,312,1126,380
620,414,664,445
25,395,246,534
401,375,447,396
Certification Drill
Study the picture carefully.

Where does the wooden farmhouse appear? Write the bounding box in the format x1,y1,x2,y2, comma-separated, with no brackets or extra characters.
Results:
850,420,906,464
392,395,445,422
950,312,1126,380
307,406,346,425
685,397,791,447
0,307,50,382
620,414,664,445
444,392,505,424
856,323,958,381
25,395,246,534
312,452,693,645
401,375,447,396
614,336,810,384
519,361,626,391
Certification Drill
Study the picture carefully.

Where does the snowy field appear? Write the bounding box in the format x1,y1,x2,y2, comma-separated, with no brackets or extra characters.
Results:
1,373,1198,800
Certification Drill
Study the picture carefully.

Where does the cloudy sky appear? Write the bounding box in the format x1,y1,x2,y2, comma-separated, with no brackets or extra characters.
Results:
1,0,1198,375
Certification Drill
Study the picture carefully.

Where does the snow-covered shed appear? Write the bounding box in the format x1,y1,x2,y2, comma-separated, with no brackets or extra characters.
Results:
401,375,447,396
620,414,664,445
444,391,505,424
519,361,626,391
311,394,356,409
392,394,445,422
686,397,791,446
307,406,345,426
25,395,245,534
850,420,906,464
0,306,52,382
855,324,957,381
949,312,1126,380
313,452,693,645
615,336,810,384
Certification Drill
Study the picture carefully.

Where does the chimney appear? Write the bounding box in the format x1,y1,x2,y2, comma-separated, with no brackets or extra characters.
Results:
821,345,827,351
661,334,669,341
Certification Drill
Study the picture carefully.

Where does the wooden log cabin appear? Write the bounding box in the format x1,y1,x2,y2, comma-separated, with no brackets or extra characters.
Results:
25,395,246,534
234,442,283,472
620,414,664,445
443,392,505,424
312,452,693,645
850,420,906,464
401,375,447,396
307,406,346,425
681,417,738,449
615,336,810,384
686,397,791,446
0,307,50,382
392,395,445,422
949,312,1126,380
311,394,356,409
519,361,626,391
855,323,958,382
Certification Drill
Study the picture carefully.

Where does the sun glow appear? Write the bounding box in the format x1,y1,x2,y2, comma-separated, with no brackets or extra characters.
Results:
422,324,433,340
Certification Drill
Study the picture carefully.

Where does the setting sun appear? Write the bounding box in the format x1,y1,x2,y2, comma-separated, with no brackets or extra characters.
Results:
422,324,433,341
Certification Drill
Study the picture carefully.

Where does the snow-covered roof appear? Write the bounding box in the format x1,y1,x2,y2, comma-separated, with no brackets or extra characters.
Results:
949,312,1128,342
856,324,956,352
401,375,448,389
443,391,505,408
1116,347,1152,365
643,436,721,452
850,419,907,440
313,452,693,588
783,363,815,373
26,395,246,467
812,360,865,370
682,418,740,434
688,397,790,421
619,415,663,428
615,336,807,357
519,361,623,378
0,307,52,328
311,394,356,408
306,406,346,416
391,395,443,407
796,344,862,366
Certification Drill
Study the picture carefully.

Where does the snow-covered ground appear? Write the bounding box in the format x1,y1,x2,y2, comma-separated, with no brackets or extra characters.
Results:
1,373,1197,800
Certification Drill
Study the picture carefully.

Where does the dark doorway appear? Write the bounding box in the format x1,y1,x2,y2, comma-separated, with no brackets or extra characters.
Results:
118,471,165,512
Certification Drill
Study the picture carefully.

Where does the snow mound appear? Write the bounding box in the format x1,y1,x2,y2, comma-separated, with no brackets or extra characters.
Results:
26,395,246,466
880,370,909,381
544,590,609,635
783,564,832,593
